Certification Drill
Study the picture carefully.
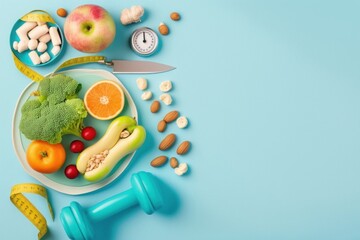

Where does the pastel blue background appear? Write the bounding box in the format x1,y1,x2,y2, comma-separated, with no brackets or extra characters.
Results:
1,0,360,239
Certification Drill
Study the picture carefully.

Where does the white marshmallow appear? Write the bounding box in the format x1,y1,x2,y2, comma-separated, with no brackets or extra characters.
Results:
28,51,41,65
28,25,48,39
51,45,61,56
17,39,29,53
13,41,19,51
37,42,47,53
49,27,61,46
28,39,38,50
39,33,51,43
40,52,50,64
16,22,37,39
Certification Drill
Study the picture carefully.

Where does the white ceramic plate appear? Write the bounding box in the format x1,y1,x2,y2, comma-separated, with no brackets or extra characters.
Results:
12,69,138,195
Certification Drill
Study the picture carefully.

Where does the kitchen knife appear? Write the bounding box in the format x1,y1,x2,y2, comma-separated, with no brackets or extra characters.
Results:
98,59,175,74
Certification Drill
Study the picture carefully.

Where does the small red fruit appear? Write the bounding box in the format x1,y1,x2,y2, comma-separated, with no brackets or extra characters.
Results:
70,140,85,153
64,164,79,179
81,126,97,141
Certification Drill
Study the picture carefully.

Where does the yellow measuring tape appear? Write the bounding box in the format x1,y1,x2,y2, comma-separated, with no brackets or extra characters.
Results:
10,184,54,239
20,10,55,24
11,10,107,239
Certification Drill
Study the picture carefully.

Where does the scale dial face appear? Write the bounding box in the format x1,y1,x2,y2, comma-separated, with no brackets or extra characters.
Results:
131,27,159,56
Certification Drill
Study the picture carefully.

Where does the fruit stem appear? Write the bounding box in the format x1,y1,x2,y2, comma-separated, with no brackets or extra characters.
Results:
40,151,48,158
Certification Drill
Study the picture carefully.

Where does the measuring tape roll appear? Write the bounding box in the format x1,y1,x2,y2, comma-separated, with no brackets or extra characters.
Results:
10,183,54,239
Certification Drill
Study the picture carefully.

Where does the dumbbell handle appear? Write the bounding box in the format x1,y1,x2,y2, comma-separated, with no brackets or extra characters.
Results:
87,188,138,222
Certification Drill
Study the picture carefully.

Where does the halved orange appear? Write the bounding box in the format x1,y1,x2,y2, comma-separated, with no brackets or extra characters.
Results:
84,80,125,120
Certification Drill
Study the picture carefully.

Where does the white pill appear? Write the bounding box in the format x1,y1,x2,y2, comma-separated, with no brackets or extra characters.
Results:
136,77,148,90
51,45,61,56
49,27,61,46
28,39,38,50
39,33,51,43
28,25,48,39
40,52,50,64
16,21,37,38
17,39,29,53
141,91,153,100
13,41,19,51
176,116,189,129
28,51,41,65
37,42,47,53
159,80,172,92
174,163,188,176
159,93,173,105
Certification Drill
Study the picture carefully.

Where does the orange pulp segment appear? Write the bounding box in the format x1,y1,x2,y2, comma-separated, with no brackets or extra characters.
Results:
84,80,125,120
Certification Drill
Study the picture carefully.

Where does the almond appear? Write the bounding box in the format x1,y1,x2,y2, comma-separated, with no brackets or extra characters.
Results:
177,141,191,155
150,156,168,167
57,8,68,18
159,133,176,150
164,110,179,123
150,100,160,113
157,120,167,132
170,12,181,21
170,157,179,168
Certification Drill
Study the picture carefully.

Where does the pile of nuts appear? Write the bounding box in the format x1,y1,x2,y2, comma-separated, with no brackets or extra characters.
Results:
150,110,192,176
136,80,192,176
85,149,109,172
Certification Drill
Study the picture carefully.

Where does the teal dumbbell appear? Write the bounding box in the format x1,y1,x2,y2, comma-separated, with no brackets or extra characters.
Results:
60,171,164,240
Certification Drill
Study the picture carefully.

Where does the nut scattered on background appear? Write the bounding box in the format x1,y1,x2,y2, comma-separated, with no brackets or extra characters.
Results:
170,157,179,168
158,22,169,35
141,91,152,100
177,141,191,155
176,116,188,128
170,12,181,21
159,133,176,150
164,110,179,123
157,120,167,132
150,156,168,167
159,80,172,92
136,77,148,90
175,163,188,176
57,8,68,17
159,93,173,105
150,100,160,113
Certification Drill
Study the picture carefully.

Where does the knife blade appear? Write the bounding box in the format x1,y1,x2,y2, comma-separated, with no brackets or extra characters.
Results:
99,59,175,74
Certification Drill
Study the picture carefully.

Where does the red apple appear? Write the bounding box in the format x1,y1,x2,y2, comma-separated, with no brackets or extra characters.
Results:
64,4,116,53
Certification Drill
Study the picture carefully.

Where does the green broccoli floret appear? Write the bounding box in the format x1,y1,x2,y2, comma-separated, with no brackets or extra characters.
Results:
19,74,87,144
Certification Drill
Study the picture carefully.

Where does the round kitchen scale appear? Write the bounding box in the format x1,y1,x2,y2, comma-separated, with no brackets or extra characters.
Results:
130,27,159,56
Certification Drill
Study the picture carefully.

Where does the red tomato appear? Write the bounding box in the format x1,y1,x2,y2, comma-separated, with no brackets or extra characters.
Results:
70,140,85,153
64,164,79,179
26,140,66,173
81,126,97,141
